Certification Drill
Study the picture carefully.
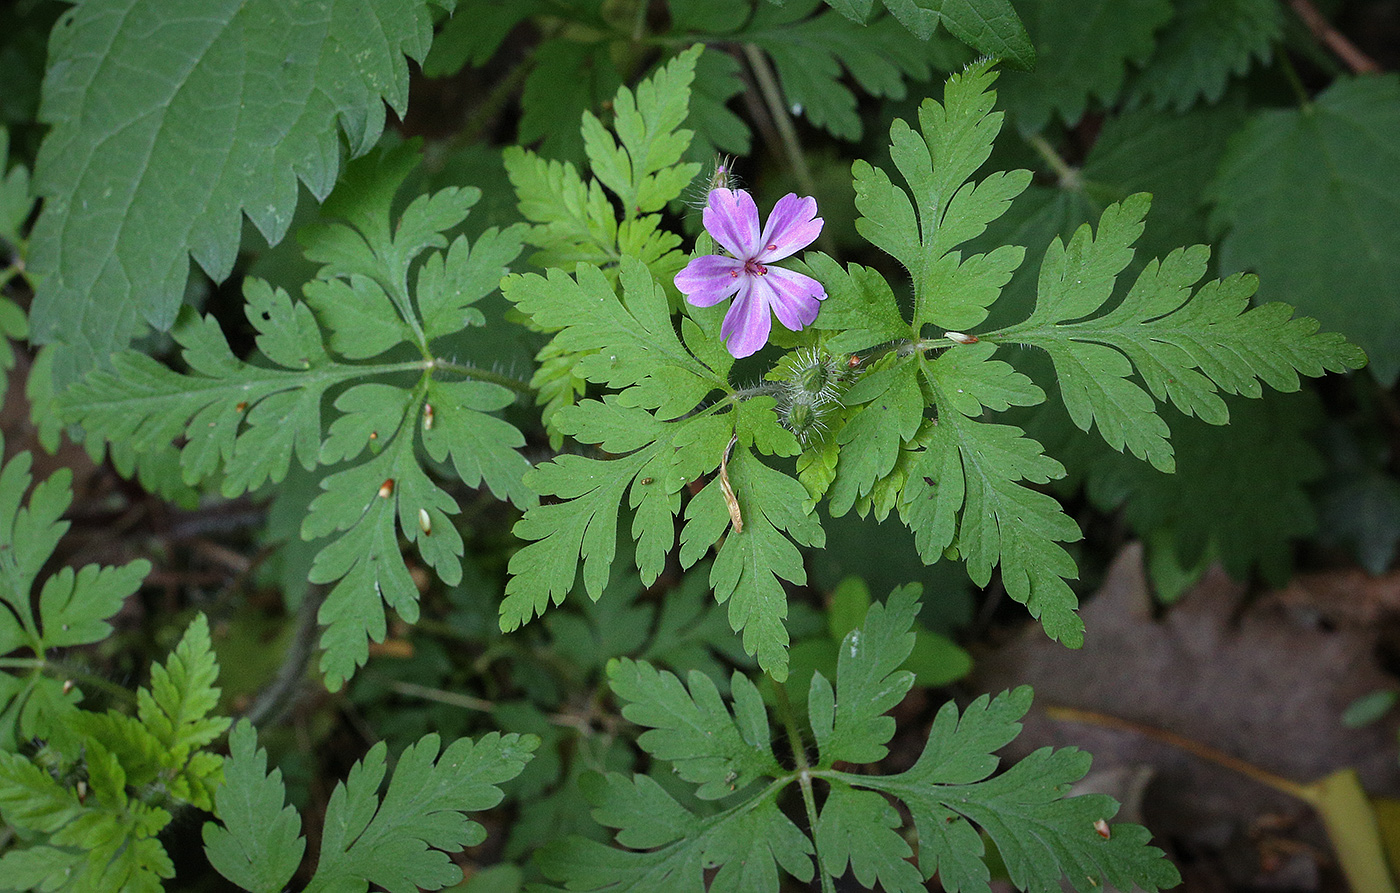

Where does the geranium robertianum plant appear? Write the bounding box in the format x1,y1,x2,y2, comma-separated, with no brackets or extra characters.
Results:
0,3,1375,890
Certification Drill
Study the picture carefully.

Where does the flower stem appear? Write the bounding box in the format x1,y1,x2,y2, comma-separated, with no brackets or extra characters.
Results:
1024,132,1081,191
741,44,839,258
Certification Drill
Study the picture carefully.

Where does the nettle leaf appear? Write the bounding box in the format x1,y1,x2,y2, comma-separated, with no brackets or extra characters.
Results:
63,145,531,690
805,0,1034,67
747,0,931,142
1126,0,1281,112
991,194,1367,473
995,0,1173,131
203,724,536,893
543,587,1178,892
29,0,442,385
1207,74,1400,383
0,450,149,750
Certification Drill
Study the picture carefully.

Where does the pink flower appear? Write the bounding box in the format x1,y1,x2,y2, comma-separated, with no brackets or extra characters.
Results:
675,188,827,359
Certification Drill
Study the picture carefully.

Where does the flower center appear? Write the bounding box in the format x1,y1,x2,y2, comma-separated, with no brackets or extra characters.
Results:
744,258,768,276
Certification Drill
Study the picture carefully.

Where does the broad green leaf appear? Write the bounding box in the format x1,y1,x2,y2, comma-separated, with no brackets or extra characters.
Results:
995,0,1172,132
29,0,440,385
1208,74,1400,383
1126,0,1281,111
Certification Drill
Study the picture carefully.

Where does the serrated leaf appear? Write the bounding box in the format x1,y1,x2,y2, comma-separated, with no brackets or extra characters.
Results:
809,584,920,766
995,0,1173,131
29,0,440,385
303,732,536,893
992,194,1366,471
202,721,305,893
748,1,931,141
815,783,924,892
1208,74,1400,383
1126,0,1281,111
518,38,621,164
853,688,1180,892
537,772,815,892
900,394,1084,647
65,147,530,691
0,451,149,747
609,659,781,798
680,449,827,680
852,61,1029,333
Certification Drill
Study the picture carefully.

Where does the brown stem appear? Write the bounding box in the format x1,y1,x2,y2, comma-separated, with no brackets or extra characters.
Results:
1045,704,1310,800
1289,0,1382,75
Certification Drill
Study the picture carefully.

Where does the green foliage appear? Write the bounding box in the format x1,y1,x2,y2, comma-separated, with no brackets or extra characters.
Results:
801,61,1364,650
0,615,228,893
28,0,449,386
537,585,1180,892
61,143,533,690
203,720,537,893
804,0,1034,68
0,447,150,750
996,0,1173,131
1126,0,1281,111
1208,74,1400,384
502,256,823,680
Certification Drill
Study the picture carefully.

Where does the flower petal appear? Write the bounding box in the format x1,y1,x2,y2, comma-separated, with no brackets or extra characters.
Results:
756,194,823,262
758,266,826,331
675,254,746,307
720,281,771,358
704,188,761,259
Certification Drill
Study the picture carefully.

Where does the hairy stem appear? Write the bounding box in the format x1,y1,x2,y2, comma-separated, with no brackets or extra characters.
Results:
1289,0,1381,74
773,682,834,893
0,657,136,708
429,357,534,395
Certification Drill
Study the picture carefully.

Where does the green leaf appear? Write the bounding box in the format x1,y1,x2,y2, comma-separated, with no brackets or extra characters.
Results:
204,726,534,893
202,721,305,893
518,38,621,164
681,448,827,681
855,689,1180,892
852,60,1029,336
422,0,544,76
992,195,1367,472
608,658,781,798
899,361,1084,646
815,782,925,892
995,0,1173,132
1208,74,1400,383
303,732,536,893
0,450,149,748
64,146,530,691
29,0,441,385
809,584,920,766
748,1,931,142
0,128,32,249
582,46,702,218
537,772,815,892
1126,0,1281,111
